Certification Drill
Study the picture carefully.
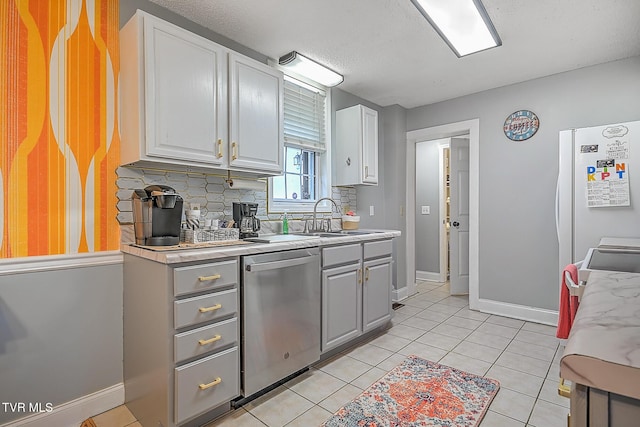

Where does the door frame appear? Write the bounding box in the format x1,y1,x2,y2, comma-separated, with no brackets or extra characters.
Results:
438,141,449,283
405,119,479,309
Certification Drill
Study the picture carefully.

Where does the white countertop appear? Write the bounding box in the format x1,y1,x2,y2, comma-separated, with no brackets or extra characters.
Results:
560,270,640,400
121,229,401,264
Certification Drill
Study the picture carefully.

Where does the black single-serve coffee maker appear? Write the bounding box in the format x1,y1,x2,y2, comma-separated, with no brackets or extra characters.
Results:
132,185,184,246
232,202,261,238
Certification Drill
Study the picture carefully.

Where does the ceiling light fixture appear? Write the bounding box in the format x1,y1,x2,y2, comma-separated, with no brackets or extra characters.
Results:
410,0,502,57
278,51,344,87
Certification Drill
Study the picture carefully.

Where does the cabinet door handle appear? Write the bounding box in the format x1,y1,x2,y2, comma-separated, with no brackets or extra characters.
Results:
365,166,369,178
232,142,238,160
199,303,222,313
199,377,222,390
198,274,221,282
558,378,571,398
365,266,370,281
357,268,362,284
216,139,223,158
198,334,222,346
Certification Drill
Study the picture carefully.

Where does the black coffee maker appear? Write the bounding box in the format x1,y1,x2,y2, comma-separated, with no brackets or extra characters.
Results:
132,185,184,246
232,202,260,238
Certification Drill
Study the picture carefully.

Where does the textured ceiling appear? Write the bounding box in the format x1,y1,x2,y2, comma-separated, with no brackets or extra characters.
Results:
147,0,640,108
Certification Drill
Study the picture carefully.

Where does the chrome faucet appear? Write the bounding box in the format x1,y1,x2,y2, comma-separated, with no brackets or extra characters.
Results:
310,197,340,232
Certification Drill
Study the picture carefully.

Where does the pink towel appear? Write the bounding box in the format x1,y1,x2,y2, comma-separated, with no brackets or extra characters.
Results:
556,264,579,339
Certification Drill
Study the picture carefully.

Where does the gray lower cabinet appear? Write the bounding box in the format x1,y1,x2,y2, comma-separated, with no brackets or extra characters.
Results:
570,383,640,427
321,239,393,352
322,261,362,350
363,256,393,332
123,254,240,427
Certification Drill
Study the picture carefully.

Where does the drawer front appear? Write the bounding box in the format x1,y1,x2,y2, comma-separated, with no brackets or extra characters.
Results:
364,239,392,260
174,288,238,329
175,346,239,425
323,243,361,268
174,259,238,297
174,317,238,363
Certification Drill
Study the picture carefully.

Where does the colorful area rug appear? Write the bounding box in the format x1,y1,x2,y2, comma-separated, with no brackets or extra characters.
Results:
322,355,500,427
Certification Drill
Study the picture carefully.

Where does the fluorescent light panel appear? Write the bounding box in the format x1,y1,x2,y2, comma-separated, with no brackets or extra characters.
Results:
278,51,343,87
411,0,501,57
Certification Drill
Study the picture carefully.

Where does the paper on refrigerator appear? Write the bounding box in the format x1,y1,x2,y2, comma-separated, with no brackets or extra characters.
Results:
583,125,631,207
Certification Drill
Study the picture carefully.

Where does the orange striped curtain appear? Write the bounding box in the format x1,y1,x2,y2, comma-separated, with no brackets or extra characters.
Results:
1,0,120,257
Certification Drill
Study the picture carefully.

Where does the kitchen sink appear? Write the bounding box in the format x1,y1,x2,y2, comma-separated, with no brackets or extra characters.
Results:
245,230,384,243
292,232,341,238
326,230,379,235
294,230,382,238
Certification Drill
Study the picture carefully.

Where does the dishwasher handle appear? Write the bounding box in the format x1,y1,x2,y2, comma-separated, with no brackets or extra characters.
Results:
245,254,317,273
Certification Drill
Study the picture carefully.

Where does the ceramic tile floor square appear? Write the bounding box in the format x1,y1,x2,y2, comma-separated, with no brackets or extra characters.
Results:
93,281,569,427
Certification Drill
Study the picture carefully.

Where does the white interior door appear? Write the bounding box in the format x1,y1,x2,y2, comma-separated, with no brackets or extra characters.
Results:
449,138,470,295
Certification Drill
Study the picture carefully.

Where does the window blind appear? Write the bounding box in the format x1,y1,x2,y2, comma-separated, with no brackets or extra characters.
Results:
283,76,326,152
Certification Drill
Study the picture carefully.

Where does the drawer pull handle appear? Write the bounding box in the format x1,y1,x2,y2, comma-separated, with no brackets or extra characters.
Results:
558,378,571,398
199,377,222,390
198,335,222,346
199,304,222,313
198,274,221,282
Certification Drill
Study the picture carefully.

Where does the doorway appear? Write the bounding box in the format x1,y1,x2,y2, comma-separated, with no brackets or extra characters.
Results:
414,137,469,295
405,119,479,308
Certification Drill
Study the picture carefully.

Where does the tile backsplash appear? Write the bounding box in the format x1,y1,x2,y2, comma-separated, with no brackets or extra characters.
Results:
116,166,357,243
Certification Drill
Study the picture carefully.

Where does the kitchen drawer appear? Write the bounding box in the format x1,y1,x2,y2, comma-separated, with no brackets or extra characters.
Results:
174,259,238,297
174,346,239,425
174,317,238,363
364,239,392,260
323,243,361,268
174,288,238,329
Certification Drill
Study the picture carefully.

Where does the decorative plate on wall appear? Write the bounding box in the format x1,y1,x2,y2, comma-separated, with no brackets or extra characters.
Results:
503,110,540,141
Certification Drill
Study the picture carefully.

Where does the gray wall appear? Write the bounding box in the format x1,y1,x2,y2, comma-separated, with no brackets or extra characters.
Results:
407,56,640,310
381,105,408,292
0,260,123,424
415,140,441,273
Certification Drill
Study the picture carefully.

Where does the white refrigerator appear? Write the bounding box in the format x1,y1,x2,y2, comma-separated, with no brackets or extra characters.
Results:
557,119,640,272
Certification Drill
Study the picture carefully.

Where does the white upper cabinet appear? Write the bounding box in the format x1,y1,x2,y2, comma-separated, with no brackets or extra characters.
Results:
228,53,283,174
333,104,379,186
120,11,283,175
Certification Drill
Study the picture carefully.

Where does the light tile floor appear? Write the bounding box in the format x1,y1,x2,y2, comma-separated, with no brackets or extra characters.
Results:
92,281,569,427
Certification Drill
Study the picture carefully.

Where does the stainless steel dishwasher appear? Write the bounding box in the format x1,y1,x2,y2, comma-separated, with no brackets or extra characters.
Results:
241,247,321,397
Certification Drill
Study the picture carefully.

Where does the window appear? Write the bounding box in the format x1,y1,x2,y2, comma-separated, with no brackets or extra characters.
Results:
272,148,317,201
269,75,331,213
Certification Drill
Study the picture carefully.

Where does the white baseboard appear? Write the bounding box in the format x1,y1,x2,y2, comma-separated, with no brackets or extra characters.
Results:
1,383,124,427
477,298,559,326
416,270,441,282
392,286,409,302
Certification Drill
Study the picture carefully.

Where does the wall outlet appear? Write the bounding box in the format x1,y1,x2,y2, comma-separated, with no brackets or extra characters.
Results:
369,205,375,216
421,205,430,215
